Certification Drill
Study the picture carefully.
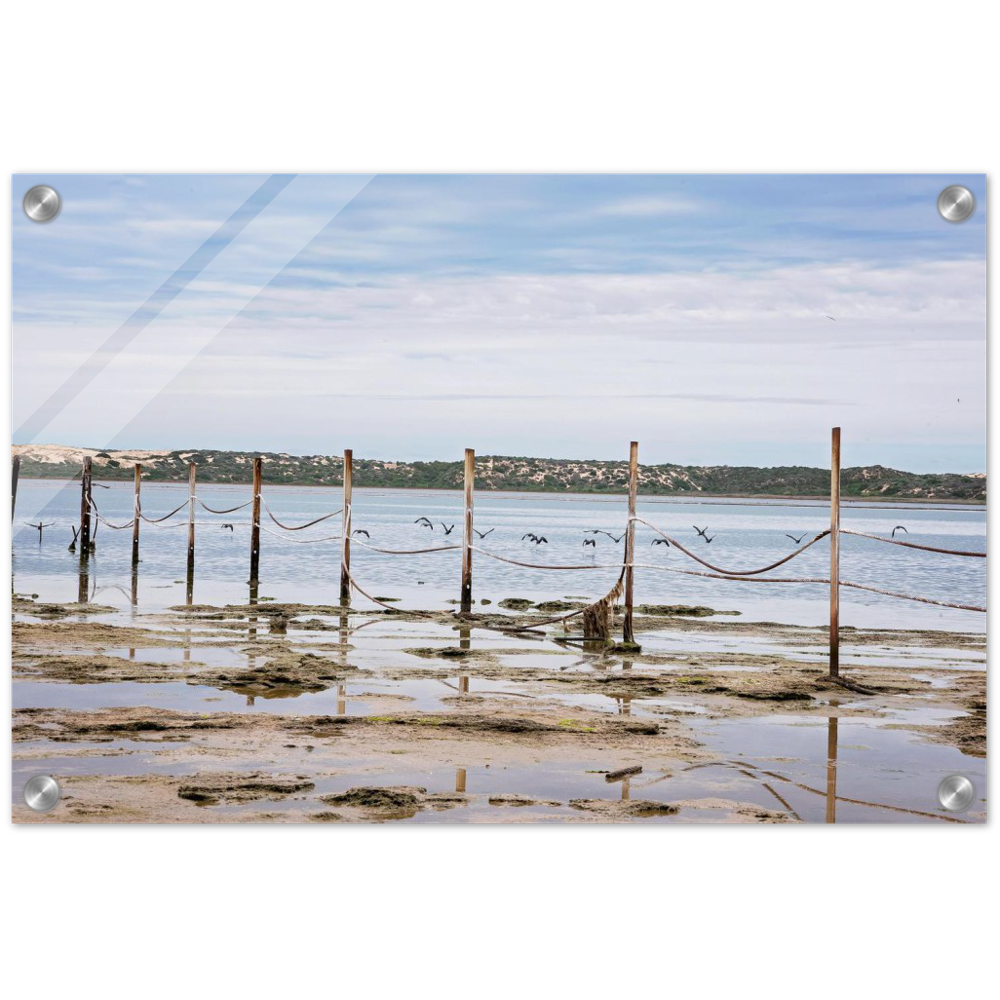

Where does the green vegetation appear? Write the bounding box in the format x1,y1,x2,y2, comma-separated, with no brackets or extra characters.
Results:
12,445,986,502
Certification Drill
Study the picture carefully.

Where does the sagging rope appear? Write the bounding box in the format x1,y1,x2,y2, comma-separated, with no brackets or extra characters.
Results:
137,497,191,523
259,525,343,544
86,497,135,530
351,536,463,556
260,495,342,531
840,529,986,558
197,497,254,515
630,515,831,575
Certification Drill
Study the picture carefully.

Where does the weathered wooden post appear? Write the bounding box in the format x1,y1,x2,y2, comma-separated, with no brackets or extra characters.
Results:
622,441,639,646
187,462,196,603
79,456,93,560
340,449,353,602
249,457,262,584
131,464,141,565
187,463,197,569
11,455,20,523
460,448,475,611
829,427,841,677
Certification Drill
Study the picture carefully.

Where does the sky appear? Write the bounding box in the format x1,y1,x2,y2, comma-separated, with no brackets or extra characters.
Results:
11,173,987,472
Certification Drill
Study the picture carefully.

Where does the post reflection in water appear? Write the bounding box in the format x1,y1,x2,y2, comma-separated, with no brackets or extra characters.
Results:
455,768,467,793
247,580,259,639
458,675,469,695
337,684,347,716
826,703,840,824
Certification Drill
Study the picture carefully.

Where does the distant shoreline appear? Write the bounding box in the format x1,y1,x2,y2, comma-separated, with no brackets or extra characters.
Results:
14,475,986,508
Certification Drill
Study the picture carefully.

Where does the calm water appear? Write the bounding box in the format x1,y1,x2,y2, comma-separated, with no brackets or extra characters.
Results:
12,478,986,631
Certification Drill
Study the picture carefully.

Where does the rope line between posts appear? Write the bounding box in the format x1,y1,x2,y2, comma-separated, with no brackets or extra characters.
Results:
86,497,135,530
260,495,342,530
630,515,831,575
839,529,986,558
259,525,343,544
137,497,191,523
197,497,255,515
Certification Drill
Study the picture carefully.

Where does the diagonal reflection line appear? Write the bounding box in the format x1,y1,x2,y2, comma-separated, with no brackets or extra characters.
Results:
14,173,297,444
11,175,375,544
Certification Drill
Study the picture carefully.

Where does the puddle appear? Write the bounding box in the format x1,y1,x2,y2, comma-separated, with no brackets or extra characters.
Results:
693,711,985,823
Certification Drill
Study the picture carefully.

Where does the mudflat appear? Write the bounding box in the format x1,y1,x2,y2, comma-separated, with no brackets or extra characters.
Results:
11,595,986,823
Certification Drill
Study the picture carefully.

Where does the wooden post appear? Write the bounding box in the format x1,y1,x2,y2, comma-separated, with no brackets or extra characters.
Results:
461,448,475,611
131,464,141,565
187,462,196,569
622,441,639,645
249,457,262,584
79,456,93,560
11,455,20,523
829,427,841,677
340,449,353,602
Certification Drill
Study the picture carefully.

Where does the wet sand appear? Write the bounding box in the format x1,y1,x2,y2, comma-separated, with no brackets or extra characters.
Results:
11,594,986,823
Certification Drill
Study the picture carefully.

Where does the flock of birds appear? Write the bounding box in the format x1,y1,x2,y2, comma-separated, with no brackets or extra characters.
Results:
402,518,914,549
23,510,913,552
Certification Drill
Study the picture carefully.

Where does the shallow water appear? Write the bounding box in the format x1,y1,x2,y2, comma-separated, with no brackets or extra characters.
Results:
12,479,986,631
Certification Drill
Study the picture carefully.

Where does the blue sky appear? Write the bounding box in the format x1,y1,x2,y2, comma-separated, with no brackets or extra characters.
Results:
12,173,987,471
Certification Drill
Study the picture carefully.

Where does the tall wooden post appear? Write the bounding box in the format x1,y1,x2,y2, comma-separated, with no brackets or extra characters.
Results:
340,449,353,602
461,448,475,611
131,464,141,565
249,457,262,584
829,427,841,677
187,463,197,568
11,455,20,523
79,456,93,561
622,441,639,645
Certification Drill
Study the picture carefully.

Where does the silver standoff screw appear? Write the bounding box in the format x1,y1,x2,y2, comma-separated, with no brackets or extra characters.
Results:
23,184,61,223
937,185,975,223
23,774,62,812
937,774,974,812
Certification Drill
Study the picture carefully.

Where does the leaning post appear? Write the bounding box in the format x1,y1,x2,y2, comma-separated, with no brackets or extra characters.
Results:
829,427,841,677
12,455,20,523
622,441,639,646
249,457,262,584
460,448,475,611
340,449,353,602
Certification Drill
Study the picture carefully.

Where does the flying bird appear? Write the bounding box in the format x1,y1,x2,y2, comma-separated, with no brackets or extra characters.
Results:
583,538,597,548
414,517,434,528
591,530,625,543
473,527,495,539
826,315,836,321
352,529,370,538
533,536,548,545
440,523,456,535
522,533,539,542
221,523,234,531
704,534,716,544
693,525,709,538
651,538,670,546
891,525,908,538
785,533,806,545
26,521,54,539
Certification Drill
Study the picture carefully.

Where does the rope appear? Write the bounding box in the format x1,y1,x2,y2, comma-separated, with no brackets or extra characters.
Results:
137,497,190,523
470,546,618,571
351,536,462,556
259,525,343,544
631,516,831,575
197,497,255,515
86,497,135,530
840,529,986,558
260,496,342,531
